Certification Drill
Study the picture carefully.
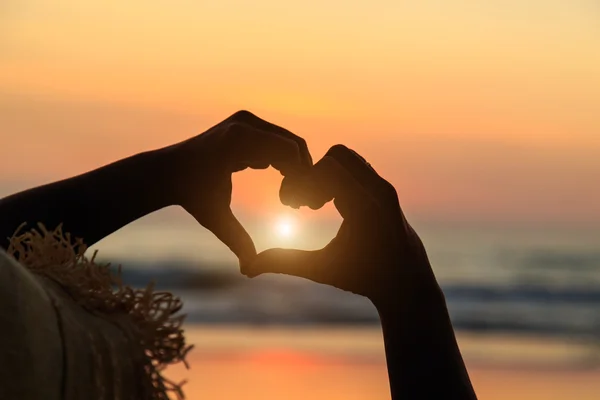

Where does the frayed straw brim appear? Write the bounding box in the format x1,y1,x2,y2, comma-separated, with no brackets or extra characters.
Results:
2,223,193,399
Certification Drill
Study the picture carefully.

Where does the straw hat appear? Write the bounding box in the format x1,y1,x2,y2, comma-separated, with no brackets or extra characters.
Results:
0,224,192,399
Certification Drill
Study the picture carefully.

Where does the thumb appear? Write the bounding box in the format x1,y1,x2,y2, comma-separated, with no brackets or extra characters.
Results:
246,247,331,285
201,208,257,269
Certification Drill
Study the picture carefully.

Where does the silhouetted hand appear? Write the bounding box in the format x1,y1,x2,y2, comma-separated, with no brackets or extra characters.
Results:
0,111,312,260
246,144,477,400
245,144,436,310
168,110,312,265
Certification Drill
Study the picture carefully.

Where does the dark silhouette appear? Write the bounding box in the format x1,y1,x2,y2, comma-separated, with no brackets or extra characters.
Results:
0,110,477,399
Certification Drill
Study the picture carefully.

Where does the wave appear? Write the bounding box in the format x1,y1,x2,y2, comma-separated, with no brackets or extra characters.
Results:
104,259,600,339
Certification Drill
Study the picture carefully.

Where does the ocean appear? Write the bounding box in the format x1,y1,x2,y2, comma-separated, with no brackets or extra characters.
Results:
96,223,600,341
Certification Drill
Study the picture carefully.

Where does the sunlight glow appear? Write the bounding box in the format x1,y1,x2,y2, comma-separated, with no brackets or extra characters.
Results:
275,217,295,239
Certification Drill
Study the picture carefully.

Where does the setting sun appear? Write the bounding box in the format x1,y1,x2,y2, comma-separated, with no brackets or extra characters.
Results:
275,217,296,239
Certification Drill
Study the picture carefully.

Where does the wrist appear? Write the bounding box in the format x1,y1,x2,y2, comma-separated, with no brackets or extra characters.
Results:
377,279,448,328
138,146,181,209
159,137,211,210
375,278,477,400
371,262,445,319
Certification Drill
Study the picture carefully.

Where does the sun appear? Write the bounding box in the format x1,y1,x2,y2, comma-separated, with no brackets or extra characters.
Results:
274,217,295,239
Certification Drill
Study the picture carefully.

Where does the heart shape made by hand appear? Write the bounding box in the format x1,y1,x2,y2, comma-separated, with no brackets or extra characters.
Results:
172,111,429,308
245,144,431,310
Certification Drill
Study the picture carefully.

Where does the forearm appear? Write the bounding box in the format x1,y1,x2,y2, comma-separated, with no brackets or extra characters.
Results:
378,280,477,400
0,147,176,249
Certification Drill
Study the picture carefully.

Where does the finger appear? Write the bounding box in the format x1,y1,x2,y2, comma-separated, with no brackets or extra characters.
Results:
225,122,303,176
232,160,270,171
244,248,333,286
200,207,257,267
325,144,398,205
228,110,313,167
325,145,405,228
280,155,378,218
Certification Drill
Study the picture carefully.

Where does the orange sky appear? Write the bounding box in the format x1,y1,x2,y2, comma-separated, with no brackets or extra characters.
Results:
1,0,599,227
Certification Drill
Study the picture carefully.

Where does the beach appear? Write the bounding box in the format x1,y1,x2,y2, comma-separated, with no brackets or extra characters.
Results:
101,221,600,399
164,326,600,400
87,220,600,399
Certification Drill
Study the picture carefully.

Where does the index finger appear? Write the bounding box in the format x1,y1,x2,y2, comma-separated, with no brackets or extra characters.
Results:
280,155,378,219
227,110,313,167
244,247,332,286
225,123,305,176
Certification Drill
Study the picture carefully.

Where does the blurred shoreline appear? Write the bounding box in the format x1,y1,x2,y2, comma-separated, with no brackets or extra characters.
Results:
165,325,600,400
179,325,600,370
107,258,600,340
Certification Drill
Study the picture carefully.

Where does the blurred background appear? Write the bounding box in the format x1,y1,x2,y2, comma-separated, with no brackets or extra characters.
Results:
1,1,599,399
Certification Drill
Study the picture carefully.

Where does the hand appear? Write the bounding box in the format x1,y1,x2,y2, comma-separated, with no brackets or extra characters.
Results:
246,144,439,311
244,145,478,400
167,110,312,266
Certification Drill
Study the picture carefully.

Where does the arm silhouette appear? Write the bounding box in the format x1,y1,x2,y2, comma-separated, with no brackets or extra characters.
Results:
0,147,174,249
0,111,312,265
1,118,476,398
247,144,478,400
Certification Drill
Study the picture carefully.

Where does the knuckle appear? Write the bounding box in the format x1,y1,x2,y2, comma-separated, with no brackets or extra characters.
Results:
327,144,352,156
349,148,368,163
317,155,339,171
379,180,402,208
296,137,308,149
230,110,255,122
289,140,302,157
382,180,398,198
225,121,245,136
295,138,312,164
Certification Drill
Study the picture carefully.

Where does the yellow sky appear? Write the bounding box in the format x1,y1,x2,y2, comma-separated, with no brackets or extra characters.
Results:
1,0,599,226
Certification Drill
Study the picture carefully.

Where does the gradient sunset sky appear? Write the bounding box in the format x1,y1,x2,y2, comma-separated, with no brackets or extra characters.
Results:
1,1,599,259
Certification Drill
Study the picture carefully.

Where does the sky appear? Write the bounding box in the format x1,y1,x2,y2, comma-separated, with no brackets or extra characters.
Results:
1,1,599,259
